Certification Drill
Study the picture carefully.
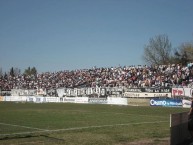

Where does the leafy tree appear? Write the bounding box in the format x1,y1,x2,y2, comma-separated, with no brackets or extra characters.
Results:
24,67,37,76
142,34,172,66
174,42,193,65
31,67,37,76
10,67,15,77
4,72,8,79
24,67,31,76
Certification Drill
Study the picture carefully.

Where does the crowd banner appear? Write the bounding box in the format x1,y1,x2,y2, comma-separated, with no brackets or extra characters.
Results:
28,90,37,96
124,92,171,98
37,89,46,96
172,87,193,98
150,99,182,107
9,87,174,98
47,89,56,96
66,88,74,96
107,97,127,105
81,88,87,96
11,89,22,96
75,88,86,96
76,89,81,96
11,89,36,96
1,90,11,96
125,87,171,93
74,88,78,96
57,88,65,97
86,88,92,95
100,88,106,96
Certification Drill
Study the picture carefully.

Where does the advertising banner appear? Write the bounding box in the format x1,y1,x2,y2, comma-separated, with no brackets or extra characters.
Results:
107,97,127,105
0,96,4,101
35,97,45,103
27,96,36,102
45,97,59,102
75,97,88,103
88,98,107,104
10,96,27,102
182,99,191,108
150,99,182,107
62,97,76,103
3,96,11,101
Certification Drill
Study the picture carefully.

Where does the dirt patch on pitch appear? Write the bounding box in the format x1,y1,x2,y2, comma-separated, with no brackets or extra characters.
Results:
119,137,170,145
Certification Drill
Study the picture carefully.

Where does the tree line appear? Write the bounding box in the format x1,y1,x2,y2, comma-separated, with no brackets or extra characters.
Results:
0,67,37,78
142,34,193,66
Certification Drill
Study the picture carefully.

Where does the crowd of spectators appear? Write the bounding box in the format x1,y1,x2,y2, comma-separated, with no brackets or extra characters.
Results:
0,63,193,91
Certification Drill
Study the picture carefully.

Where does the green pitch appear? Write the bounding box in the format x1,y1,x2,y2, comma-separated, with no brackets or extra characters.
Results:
0,102,189,145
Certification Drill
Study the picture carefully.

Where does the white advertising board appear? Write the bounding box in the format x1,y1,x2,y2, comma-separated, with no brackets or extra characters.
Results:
0,96,4,101
75,97,88,103
107,97,127,105
35,97,45,103
62,97,76,103
4,96,11,101
45,97,59,102
182,99,191,108
3,96,27,102
27,96,36,102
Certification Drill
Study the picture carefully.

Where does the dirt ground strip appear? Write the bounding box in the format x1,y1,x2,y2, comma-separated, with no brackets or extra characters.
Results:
118,137,170,145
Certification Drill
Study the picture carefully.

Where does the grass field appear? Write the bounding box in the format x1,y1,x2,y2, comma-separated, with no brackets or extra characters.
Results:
0,102,189,145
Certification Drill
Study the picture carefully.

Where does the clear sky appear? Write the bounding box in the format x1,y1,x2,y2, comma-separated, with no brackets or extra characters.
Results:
0,0,193,73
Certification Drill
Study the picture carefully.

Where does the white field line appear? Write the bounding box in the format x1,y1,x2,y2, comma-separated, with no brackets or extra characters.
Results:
0,122,49,131
50,120,169,132
0,120,168,137
67,110,168,119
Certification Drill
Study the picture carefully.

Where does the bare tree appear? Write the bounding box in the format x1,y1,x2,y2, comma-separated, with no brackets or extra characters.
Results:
14,68,21,76
142,34,172,66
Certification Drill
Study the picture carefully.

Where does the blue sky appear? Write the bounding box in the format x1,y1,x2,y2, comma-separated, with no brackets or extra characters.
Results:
0,0,193,73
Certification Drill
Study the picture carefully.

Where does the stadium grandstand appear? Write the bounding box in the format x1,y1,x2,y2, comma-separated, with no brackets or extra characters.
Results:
0,63,193,95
